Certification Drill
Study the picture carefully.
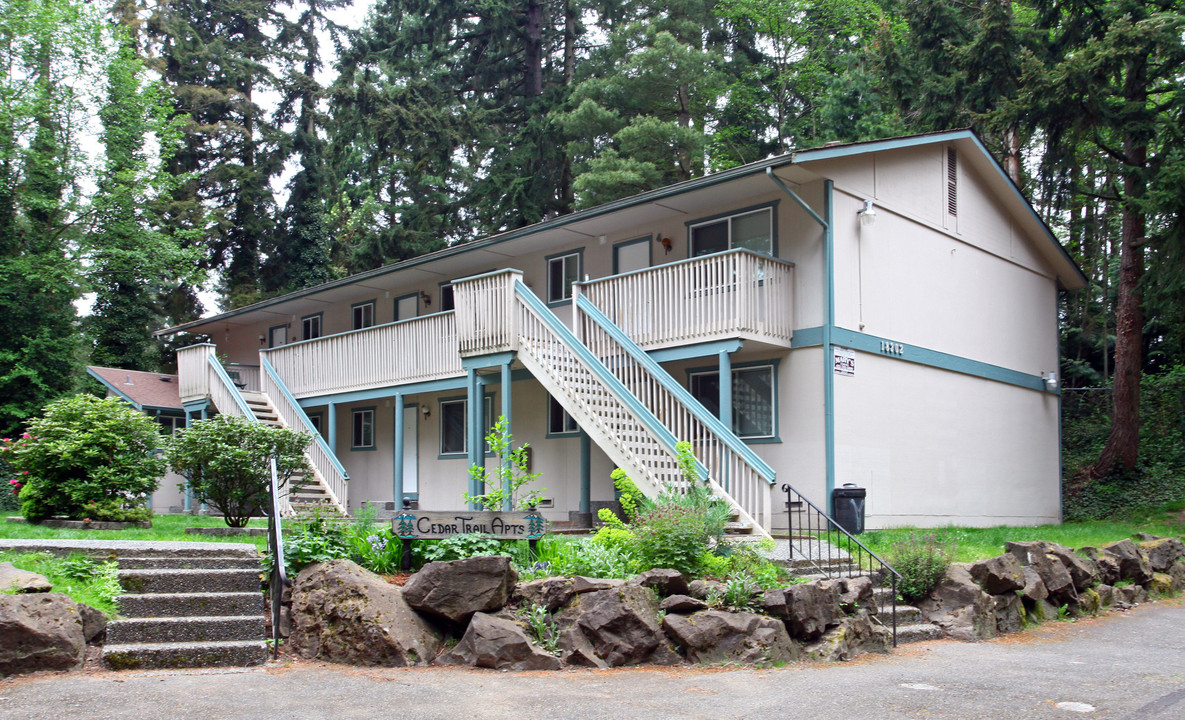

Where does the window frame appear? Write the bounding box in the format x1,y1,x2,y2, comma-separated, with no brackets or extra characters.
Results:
306,411,325,440
393,292,419,322
687,360,779,442
612,235,652,275
351,407,376,451
545,249,583,306
301,313,323,341
438,281,455,312
268,324,289,348
546,395,580,437
351,300,376,330
686,202,778,258
438,393,496,458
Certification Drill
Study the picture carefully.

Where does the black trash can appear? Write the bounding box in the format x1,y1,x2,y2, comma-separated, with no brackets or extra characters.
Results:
832,483,866,535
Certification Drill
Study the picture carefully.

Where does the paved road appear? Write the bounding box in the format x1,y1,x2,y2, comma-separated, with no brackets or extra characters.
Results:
2,600,1183,720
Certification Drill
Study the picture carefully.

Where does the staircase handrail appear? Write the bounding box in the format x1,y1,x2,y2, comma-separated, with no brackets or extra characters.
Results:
576,294,776,484
513,280,701,476
259,355,349,482
783,481,902,646
207,355,257,418
265,457,288,660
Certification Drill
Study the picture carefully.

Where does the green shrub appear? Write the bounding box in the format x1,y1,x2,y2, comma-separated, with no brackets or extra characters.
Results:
890,533,953,603
611,468,644,521
464,416,545,511
419,532,504,563
167,414,312,527
3,394,165,522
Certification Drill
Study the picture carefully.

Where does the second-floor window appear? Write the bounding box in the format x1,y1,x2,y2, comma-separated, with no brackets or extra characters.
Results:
302,313,322,340
547,251,580,304
689,206,774,257
352,301,375,330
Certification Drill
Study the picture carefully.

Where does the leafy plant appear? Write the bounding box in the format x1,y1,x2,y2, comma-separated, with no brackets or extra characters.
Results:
279,512,353,576
419,532,505,563
166,414,312,527
3,394,165,522
723,574,759,612
544,536,640,578
611,468,645,521
463,416,546,511
890,533,953,603
522,604,559,653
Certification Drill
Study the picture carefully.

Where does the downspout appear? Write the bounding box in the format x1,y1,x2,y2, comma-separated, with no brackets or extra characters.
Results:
766,168,836,513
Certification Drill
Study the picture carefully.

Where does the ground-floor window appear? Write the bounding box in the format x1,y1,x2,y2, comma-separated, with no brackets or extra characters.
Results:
352,407,375,449
547,395,579,435
439,395,494,456
688,363,776,440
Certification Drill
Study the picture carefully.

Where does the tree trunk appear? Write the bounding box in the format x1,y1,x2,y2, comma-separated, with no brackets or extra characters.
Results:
523,0,542,98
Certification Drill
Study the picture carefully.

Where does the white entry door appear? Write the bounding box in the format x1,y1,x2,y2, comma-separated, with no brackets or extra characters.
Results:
402,405,418,496
614,237,651,274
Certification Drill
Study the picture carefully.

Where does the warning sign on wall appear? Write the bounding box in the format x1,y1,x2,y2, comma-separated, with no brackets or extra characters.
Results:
833,347,855,376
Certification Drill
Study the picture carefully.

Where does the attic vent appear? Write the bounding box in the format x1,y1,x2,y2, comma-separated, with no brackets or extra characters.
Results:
946,147,958,216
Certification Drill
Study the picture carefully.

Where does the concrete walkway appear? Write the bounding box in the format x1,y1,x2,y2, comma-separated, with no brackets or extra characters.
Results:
3,599,1182,720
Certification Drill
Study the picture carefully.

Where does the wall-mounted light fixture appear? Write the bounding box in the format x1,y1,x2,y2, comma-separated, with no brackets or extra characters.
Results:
1043,372,1058,391
858,200,877,226
421,291,431,307
258,334,266,345
421,405,431,419
659,236,673,254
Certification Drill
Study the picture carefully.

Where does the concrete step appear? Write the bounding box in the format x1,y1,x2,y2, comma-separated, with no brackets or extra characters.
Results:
118,568,261,594
115,556,260,570
117,592,265,619
107,615,266,645
895,623,944,644
103,640,268,670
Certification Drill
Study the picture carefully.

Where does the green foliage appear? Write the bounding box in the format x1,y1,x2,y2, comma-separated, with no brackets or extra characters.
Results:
612,468,644,521
591,526,635,552
166,414,312,528
722,574,760,612
889,533,953,604
521,604,559,654
543,537,641,579
464,416,545,511
277,512,353,576
3,394,164,522
0,551,120,616
419,533,505,564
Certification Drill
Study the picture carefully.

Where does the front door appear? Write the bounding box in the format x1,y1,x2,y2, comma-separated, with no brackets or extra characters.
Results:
402,405,418,497
614,236,651,275
268,324,288,348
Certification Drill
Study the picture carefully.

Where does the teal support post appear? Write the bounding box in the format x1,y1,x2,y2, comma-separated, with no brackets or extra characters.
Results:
467,367,482,508
718,349,733,492
393,393,404,509
198,407,208,514
183,411,193,513
327,402,337,460
822,180,836,514
500,361,512,511
580,431,591,515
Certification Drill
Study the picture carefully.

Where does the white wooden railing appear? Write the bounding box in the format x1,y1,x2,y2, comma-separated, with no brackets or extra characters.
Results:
224,363,261,392
177,344,214,403
260,357,349,515
454,269,519,356
577,249,794,351
262,313,463,398
576,295,775,532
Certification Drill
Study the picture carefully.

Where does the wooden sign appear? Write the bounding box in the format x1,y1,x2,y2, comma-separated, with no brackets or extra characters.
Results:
392,510,548,540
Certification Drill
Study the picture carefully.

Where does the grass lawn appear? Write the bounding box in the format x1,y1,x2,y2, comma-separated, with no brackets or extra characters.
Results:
861,517,1185,564
0,514,270,552
1,551,122,616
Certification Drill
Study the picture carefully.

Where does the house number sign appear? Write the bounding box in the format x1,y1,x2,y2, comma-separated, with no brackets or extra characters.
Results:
879,340,905,356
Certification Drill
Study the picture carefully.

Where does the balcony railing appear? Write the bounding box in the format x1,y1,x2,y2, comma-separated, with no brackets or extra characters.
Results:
261,312,462,398
576,249,794,351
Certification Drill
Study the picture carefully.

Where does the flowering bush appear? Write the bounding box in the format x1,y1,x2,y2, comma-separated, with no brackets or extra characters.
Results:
4,395,165,522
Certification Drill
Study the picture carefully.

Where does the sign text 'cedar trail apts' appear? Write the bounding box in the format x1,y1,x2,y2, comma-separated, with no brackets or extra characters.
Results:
392,510,548,540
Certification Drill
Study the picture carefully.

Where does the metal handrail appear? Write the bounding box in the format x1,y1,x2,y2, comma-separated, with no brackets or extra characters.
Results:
265,457,288,660
782,482,903,647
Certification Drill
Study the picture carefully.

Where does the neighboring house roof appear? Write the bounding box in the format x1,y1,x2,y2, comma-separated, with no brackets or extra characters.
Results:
156,129,1086,337
87,366,184,412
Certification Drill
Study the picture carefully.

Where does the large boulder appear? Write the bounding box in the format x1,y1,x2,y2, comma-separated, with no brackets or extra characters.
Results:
761,582,841,641
992,593,1025,635
78,604,107,645
688,579,726,601
1102,540,1153,585
571,576,624,594
436,612,561,670
968,555,1025,594
629,569,689,597
1078,547,1122,585
290,559,442,666
1046,544,1100,592
1169,560,1185,593
818,576,875,615
916,564,996,642
659,594,708,614
555,585,667,667
514,577,575,613
1019,566,1049,605
1007,544,1077,605
0,593,85,675
1138,538,1185,573
0,562,52,594
662,610,801,666
402,556,517,625
804,613,892,662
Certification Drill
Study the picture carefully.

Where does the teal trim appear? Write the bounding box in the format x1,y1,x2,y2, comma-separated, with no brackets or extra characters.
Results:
765,169,826,228
823,180,836,513
182,399,209,414
686,360,781,443
648,339,743,364
501,361,512,511
686,200,779,257
830,327,1050,392
462,351,517,371
574,292,776,482
350,406,377,450
327,402,337,459
580,432,591,515
438,392,495,460
718,350,732,437
612,235,652,275
207,356,257,419
393,395,404,507
86,368,144,411
260,356,348,479
791,326,823,347
466,368,480,490
545,248,583,307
